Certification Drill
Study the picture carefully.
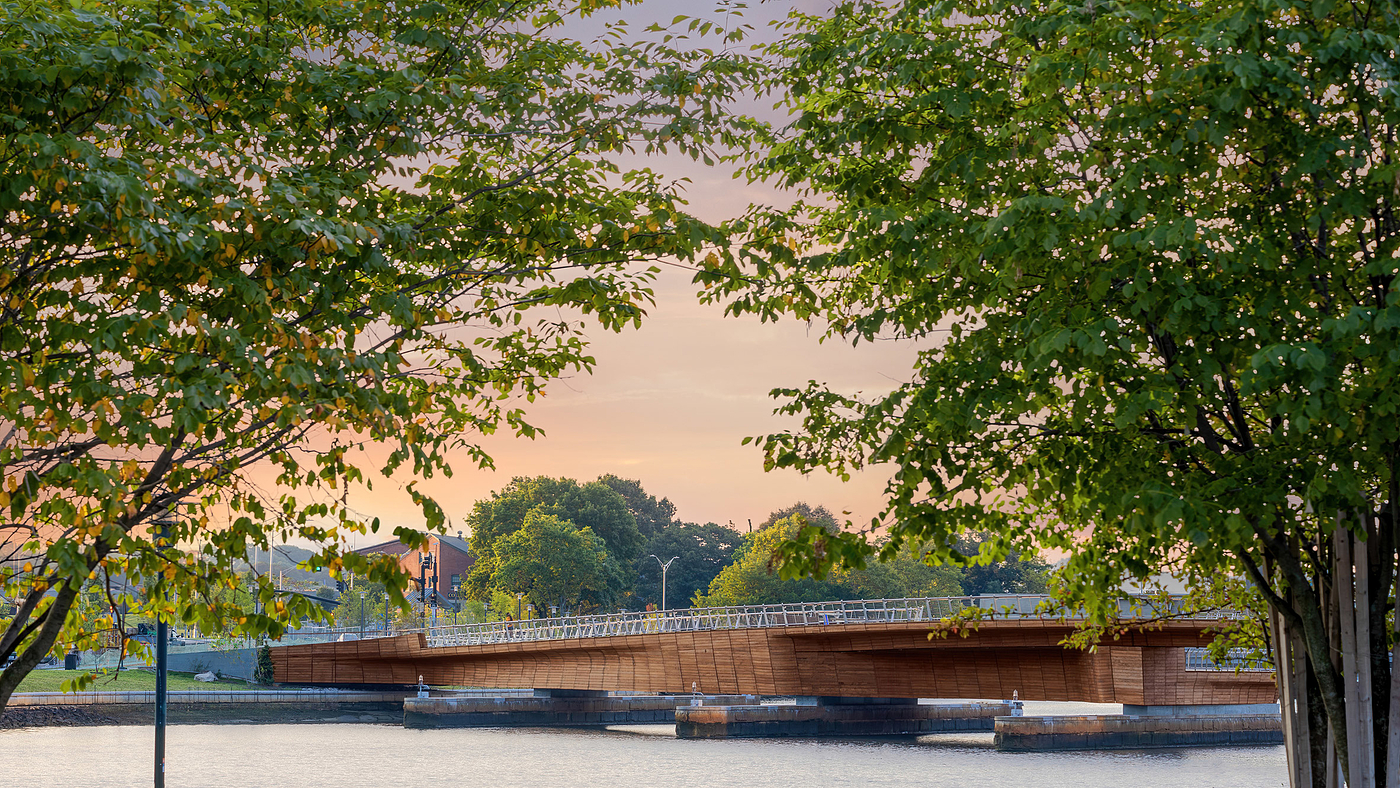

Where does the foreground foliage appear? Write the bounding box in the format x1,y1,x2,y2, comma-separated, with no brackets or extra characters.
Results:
0,0,754,713
710,1,1400,783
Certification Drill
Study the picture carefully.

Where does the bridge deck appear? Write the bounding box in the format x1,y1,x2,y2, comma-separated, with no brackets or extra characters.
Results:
272,598,1275,705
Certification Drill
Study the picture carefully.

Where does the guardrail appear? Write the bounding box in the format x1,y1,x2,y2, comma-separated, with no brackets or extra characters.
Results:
411,594,1240,648
1184,647,1273,672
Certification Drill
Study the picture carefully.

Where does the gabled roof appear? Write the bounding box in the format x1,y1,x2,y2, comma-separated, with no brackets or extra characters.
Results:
437,534,472,556
353,539,408,556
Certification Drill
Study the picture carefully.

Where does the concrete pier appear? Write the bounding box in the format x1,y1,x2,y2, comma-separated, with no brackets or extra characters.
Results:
402,691,752,729
675,699,1012,739
994,704,1283,751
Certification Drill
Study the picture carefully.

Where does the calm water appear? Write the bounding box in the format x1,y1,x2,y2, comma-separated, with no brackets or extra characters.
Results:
1,718,1287,788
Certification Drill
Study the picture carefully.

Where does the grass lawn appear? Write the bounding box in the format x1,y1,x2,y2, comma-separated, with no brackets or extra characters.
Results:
15,669,257,694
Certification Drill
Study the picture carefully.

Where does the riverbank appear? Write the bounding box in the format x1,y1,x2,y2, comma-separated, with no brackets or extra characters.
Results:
2,687,413,729
2,702,402,729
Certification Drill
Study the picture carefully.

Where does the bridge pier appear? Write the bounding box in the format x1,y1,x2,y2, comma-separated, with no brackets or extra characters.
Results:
674,699,1012,739
993,703,1283,751
403,692,753,729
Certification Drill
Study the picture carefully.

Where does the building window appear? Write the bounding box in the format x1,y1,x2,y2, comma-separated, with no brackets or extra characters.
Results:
450,574,460,587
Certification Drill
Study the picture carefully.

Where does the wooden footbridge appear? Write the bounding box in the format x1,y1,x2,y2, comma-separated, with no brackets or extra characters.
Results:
270,596,1276,706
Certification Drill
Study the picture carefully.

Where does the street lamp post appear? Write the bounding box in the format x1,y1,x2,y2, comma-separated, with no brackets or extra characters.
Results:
649,555,679,612
152,508,179,788
359,591,367,639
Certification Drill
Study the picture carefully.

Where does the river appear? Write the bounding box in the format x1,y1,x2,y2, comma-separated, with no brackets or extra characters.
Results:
1,711,1287,788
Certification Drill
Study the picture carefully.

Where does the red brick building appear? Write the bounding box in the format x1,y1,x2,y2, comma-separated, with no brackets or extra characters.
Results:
355,531,475,607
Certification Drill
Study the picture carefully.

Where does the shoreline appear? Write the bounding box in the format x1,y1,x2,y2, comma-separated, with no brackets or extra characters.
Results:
2,701,404,729
2,688,414,729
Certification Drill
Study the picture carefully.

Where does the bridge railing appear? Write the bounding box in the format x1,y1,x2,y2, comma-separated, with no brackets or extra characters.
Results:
1184,647,1273,672
417,594,1240,648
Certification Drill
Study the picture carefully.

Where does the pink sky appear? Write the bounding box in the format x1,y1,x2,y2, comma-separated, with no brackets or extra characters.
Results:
347,266,920,540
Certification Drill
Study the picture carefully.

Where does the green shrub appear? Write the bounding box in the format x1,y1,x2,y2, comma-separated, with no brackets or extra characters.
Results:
253,644,274,686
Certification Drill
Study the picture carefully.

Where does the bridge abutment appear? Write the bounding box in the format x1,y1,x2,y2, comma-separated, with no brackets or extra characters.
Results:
993,703,1283,751
674,699,1011,739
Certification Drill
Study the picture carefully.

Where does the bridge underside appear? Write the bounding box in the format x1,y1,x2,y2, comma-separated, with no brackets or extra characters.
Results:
272,620,1275,706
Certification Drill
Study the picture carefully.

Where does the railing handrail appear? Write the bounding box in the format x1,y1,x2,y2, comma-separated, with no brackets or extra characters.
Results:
366,594,1244,649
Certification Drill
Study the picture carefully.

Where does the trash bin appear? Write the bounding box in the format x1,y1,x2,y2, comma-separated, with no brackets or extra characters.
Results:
64,651,78,670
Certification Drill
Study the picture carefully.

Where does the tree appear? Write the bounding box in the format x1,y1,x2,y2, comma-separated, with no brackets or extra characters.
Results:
464,475,643,599
599,474,678,540
695,516,848,606
843,550,964,600
757,502,837,532
0,0,756,716
331,579,390,631
491,511,618,613
254,644,274,686
559,480,646,565
708,1,1398,783
954,533,1050,596
694,513,971,606
633,520,744,609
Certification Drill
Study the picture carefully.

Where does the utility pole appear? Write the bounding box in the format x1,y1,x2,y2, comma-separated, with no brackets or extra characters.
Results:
649,555,679,612
419,552,430,630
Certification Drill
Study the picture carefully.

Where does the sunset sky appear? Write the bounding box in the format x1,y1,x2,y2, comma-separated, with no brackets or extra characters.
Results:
332,0,923,543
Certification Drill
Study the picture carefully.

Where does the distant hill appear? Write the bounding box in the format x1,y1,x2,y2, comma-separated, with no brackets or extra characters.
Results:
243,546,338,597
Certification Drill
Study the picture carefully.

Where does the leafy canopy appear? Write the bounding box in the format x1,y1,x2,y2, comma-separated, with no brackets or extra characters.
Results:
694,514,966,606
492,510,618,613
0,0,756,707
463,475,644,607
708,0,1399,776
711,0,1400,613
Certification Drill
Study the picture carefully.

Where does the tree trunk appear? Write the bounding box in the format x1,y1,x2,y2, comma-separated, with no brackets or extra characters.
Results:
0,580,81,716
1336,523,1377,788
1387,566,1400,787
1264,511,1397,788
1273,601,1316,788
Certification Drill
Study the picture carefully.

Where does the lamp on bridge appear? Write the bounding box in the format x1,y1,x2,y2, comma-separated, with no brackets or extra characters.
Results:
649,555,679,612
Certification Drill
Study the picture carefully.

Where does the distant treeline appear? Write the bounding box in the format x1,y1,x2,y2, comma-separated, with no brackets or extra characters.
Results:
454,476,1050,615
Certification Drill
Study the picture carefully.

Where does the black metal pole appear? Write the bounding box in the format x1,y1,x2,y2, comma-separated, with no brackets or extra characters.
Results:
155,612,167,788
153,514,173,788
